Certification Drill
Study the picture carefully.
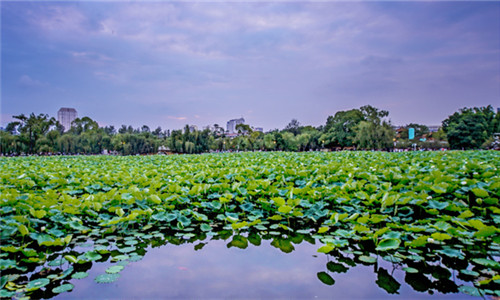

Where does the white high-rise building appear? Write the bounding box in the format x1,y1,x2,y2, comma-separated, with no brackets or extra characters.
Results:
226,118,245,134
57,108,77,131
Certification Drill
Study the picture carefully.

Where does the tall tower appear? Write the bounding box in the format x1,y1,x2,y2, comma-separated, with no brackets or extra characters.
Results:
57,108,77,131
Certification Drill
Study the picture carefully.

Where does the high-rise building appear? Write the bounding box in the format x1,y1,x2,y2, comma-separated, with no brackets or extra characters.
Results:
226,118,245,134
57,108,77,131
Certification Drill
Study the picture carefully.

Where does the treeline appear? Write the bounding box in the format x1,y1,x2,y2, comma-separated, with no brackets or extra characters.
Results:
1,105,499,155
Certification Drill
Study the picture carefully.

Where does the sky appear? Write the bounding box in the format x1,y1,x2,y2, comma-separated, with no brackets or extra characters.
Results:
1,1,499,131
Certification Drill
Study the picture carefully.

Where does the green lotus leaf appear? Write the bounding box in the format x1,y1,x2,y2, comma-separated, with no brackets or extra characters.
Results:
278,205,292,214
21,248,37,257
106,265,124,274
458,285,482,297
436,248,464,259
460,269,479,277
359,255,377,264
118,246,136,253
317,245,334,254
52,283,74,294
26,278,50,291
95,273,120,284
472,258,500,269
376,238,400,251
72,272,89,279
129,255,143,262
317,226,329,234
111,254,130,261
474,226,497,238
471,188,489,198
317,272,335,286
431,232,452,241
177,215,191,227
200,224,212,232
0,246,19,253
85,251,102,261
48,258,65,266
402,267,418,273
0,289,15,298
0,259,16,271
427,200,449,210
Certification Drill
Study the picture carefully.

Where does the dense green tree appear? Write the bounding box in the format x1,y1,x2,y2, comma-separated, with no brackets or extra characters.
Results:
353,105,394,150
284,119,301,135
7,113,57,153
235,123,252,135
322,109,364,148
69,117,99,135
442,105,497,149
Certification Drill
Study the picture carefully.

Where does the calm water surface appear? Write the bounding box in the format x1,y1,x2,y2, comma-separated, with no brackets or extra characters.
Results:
54,238,475,300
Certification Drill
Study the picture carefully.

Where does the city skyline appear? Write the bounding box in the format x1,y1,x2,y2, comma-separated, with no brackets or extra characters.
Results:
1,2,499,131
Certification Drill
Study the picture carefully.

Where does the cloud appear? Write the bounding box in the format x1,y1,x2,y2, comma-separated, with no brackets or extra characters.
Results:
28,5,88,36
18,75,45,88
168,116,187,120
71,51,113,65
360,55,404,68
2,2,498,130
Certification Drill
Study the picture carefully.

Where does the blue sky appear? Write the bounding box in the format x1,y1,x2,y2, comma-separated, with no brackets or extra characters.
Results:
1,1,499,131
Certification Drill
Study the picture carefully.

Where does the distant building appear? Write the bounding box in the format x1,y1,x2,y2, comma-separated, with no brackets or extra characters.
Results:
188,125,198,133
57,108,77,131
254,127,263,133
427,125,440,133
203,125,214,131
226,118,245,134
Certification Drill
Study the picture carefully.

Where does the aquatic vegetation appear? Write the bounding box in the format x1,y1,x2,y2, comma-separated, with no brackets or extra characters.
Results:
0,151,499,298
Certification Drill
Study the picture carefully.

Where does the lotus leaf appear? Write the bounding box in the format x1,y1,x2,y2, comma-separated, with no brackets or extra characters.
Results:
95,273,120,283
52,283,74,294
106,265,124,274
26,278,50,291
376,239,401,251
72,272,89,279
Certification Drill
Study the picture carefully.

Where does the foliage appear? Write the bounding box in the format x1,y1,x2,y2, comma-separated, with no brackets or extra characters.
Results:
2,105,498,155
442,105,498,150
0,151,499,298
322,109,364,149
399,123,429,140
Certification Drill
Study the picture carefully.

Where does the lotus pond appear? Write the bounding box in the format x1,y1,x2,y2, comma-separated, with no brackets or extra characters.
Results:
0,151,499,299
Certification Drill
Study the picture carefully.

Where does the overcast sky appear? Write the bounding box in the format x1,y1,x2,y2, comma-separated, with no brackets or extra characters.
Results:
1,1,499,131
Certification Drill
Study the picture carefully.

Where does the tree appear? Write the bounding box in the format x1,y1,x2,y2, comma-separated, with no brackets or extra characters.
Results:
323,109,364,148
8,113,56,153
353,121,393,150
353,105,394,150
70,117,99,135
152,126,163,138
442,106,497,149
235,123,252,136
400,123,429,140
284,119,301,135
104,126,116,135
359,105,389,124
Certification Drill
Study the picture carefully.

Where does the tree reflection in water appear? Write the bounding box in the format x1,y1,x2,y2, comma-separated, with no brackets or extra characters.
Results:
3,227,494,299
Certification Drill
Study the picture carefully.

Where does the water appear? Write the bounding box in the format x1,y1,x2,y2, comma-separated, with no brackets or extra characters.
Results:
54,237,475,299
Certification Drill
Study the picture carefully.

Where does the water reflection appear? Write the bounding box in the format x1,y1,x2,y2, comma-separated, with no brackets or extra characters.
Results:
48,231,475,299
2,228,485,299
